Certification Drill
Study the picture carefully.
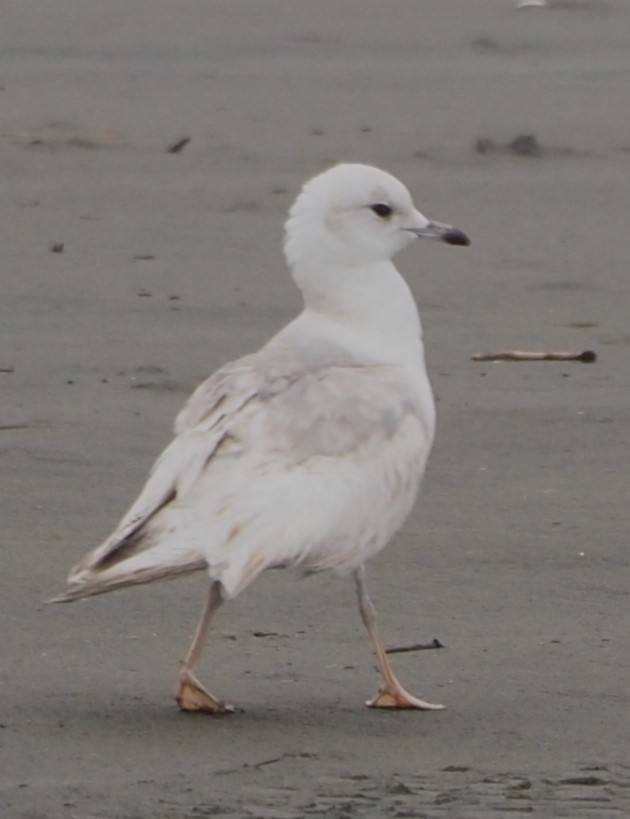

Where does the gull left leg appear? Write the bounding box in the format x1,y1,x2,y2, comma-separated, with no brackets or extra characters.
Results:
176,581,234,714
354,566,444,710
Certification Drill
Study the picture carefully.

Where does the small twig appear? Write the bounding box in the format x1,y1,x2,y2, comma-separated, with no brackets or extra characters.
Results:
166,136,191,154
386,638,445,655
252,751,317,769
0,420,70,431
472,349,596,363
1,128,126,147
252,754,287,769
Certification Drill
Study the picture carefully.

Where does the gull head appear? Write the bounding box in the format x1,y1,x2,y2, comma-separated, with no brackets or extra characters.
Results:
284,163,469,271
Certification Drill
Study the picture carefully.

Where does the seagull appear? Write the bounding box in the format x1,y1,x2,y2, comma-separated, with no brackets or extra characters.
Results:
52,163,470,714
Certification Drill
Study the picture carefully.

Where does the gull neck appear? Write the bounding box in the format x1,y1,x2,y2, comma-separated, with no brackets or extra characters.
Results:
291,259,423,349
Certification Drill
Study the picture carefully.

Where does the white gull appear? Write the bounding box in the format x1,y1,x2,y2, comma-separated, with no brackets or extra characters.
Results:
53,163,470,713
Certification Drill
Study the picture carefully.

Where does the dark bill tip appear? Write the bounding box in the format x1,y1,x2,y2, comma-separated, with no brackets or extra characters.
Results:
442,228,470,247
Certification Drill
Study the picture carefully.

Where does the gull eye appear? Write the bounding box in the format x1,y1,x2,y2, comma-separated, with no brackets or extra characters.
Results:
370,203,393,219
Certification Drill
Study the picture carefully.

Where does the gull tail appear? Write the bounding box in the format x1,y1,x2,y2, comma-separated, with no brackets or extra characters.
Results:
48,430,216,603
48,520,207,604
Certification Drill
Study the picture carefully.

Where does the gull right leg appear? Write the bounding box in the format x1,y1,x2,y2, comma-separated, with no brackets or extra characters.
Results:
176,581,234,714
354,566,444,711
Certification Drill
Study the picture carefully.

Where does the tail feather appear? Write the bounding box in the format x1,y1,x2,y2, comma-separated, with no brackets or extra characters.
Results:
49,522,207,604
49,552,206,603
49,420,229,604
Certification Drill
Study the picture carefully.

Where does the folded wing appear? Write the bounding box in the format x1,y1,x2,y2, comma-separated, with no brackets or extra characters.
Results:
52,347,429,602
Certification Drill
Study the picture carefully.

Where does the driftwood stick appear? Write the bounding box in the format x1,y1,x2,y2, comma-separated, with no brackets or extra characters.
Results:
472,350,596,363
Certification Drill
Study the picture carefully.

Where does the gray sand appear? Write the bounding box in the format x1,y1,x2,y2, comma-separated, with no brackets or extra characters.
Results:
1,1,629,816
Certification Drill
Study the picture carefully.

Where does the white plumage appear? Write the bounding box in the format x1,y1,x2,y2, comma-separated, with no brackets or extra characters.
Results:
54,163,469,713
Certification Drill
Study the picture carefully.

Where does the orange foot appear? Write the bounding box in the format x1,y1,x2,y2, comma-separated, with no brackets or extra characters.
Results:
367,682,445,711
175,669,235,715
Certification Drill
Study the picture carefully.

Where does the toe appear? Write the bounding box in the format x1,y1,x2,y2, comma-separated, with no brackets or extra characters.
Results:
366,686,445,711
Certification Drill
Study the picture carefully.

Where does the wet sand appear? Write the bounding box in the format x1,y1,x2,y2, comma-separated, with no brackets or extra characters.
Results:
1,1,629,816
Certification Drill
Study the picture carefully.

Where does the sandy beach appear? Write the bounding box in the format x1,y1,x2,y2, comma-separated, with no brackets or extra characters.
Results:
2,1,629,816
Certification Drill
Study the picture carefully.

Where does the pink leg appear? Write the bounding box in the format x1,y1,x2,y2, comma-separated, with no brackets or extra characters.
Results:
175,581,234,714
354,567,444,710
